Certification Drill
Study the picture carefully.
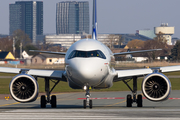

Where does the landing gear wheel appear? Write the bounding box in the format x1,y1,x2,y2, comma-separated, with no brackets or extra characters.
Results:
137,94,143,107
89,100,92,109
127,94,132,107
51,95,57,108
83,100,87,109
41,95,46,108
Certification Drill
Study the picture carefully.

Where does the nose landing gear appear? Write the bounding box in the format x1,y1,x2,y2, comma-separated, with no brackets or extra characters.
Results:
83,86,92,109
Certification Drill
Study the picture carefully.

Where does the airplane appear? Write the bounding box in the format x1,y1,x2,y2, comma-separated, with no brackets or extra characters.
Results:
0,0,179,109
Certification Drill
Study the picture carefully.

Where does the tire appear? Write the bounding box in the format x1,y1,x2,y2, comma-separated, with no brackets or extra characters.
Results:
51,95,57,108
137,94,143,107
41,95,46,108
89,100,92,109
126,94,132,107
83,100,86,109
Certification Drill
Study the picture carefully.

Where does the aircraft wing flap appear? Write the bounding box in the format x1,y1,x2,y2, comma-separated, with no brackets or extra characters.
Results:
159,65,180,73
27,69,65,78
116,68,153,78
0,67,21,74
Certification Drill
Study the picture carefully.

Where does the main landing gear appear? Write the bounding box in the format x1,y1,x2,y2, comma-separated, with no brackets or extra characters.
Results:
40,78,60,108
83,86,92,109
123,77,143,107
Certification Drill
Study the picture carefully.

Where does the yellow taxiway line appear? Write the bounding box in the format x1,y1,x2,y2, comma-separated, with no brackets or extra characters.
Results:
0,93,65,107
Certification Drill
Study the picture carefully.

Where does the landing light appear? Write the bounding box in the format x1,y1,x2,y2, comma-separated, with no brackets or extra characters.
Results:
83,86,87,90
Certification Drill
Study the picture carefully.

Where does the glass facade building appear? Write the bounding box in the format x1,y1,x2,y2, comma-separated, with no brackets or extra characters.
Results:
9,1,43,44
56,1,89,34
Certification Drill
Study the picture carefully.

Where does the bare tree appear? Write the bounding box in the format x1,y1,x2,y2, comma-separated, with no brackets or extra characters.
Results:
12,29,34,57
13,29,31,47
118,35,124,46
0,37,13,52
107,34,119,49
143,32,168,61
127,39,145,49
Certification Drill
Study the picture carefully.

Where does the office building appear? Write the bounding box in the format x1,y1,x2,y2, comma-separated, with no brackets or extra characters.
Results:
9,1,43,44
136,29,156,39
56,1,89,34
45,34,121,49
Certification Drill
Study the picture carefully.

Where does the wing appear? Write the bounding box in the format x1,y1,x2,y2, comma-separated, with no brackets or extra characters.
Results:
115,65,180,81
116,68,153,78
0,67,66,80
114,49,162,56
30,50,66,55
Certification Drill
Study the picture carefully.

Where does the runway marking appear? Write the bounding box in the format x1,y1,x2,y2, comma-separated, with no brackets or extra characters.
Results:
0,102,20,107
78,97,180,100
0,113,178,120
57,98,76,101
0,93,65,107
78,97,125,100
106,100,126,107
169,98,180,100
0,117,179,120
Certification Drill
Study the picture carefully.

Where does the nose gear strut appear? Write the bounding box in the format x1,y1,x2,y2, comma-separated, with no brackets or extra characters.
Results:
83,86,92,109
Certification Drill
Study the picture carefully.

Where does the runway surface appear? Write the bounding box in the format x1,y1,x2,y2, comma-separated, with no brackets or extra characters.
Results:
0,91,180,119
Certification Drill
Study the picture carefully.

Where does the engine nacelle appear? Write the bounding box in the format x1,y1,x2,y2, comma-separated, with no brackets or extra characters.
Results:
9,74,39,103
142,72,171,102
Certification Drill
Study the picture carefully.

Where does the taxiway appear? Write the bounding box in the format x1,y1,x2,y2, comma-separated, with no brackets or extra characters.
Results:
0,91,180,119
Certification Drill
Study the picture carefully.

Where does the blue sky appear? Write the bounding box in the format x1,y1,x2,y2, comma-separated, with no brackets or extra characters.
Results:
0,0,180,38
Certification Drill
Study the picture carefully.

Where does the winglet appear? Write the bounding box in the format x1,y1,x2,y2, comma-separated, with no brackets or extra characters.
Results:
92,0,97,40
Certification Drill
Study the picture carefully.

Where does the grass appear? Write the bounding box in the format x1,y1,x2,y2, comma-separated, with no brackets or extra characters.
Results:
115,61,180,68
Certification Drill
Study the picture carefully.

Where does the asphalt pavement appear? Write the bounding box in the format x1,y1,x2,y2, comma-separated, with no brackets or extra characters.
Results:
0,91,180,119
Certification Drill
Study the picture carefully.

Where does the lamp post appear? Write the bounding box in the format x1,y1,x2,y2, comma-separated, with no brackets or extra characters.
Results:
13,37,16,58
20,42,22,59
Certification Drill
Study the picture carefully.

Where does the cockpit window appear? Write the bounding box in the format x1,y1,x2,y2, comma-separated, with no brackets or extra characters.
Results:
68,50,106,59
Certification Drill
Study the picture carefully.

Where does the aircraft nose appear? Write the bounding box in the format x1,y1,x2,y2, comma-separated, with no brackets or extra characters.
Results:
76,63,96,80
70,60,103,85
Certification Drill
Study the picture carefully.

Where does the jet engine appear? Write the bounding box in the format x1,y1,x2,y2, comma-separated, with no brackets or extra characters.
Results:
142,72,171,102
9,74,39,103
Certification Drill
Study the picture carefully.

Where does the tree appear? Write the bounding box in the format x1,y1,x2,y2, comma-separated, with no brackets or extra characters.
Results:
127,39,145,49
118,35,124,46
169,41,180,61
13,29,31,48
143,33,168,61
107,34,119,49
0,37,13,52
12,29,33,57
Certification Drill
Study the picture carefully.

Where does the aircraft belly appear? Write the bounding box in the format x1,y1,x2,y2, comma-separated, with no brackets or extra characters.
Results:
70,71,105,87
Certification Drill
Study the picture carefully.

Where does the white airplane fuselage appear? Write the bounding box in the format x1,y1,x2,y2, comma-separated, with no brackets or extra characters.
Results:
65,39,117,89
